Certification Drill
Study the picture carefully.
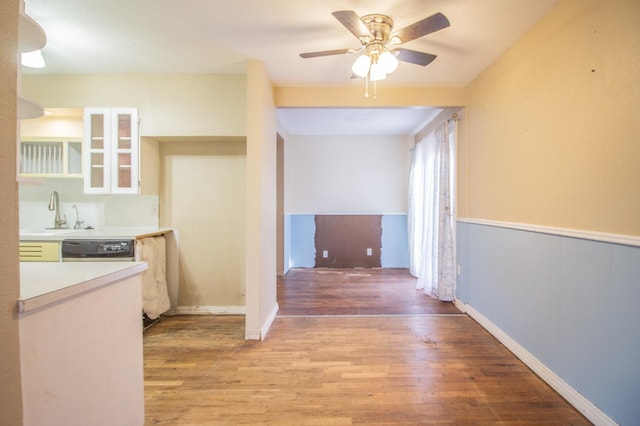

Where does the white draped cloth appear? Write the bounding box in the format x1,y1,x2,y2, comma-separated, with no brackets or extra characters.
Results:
135,236,170,319
408,120,456,301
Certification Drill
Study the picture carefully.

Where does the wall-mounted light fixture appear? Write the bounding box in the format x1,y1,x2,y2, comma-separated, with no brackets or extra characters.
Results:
21,49,45,68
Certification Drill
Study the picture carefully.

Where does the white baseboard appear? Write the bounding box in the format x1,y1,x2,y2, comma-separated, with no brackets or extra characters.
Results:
454,298,466,313
260,303,280,341
464,303,617,426
172,306,246,315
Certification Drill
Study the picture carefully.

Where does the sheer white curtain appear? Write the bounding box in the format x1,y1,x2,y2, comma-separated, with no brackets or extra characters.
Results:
407,119,456,301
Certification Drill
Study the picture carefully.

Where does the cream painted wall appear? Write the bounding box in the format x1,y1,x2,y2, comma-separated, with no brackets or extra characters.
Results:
21,74,247,137
462,0,640,236
0,1,23,424
276,133,285,276
275,86,468,108
20,109,83,138
276,121,291,277
285,134,412,214
159,140,246,307
245,60,278,340
140,137,161,196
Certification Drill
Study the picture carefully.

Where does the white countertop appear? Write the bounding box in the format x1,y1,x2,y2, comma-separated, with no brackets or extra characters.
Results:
19,227,173,241
19,261,148,313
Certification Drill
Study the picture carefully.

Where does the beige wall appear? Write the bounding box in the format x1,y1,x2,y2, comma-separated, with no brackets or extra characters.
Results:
0,0,23,424
245,60,277,340
22,74,247,137
275,86,467,108
461,0,640,236
276,133,285,276
20,109,83,138
140,137,161,195
159,140,246,307
285,134,412,214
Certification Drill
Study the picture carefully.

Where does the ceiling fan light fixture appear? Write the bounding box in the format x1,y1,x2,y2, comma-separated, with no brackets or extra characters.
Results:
301,10,450,98
352,54,371,77
379,50,398,74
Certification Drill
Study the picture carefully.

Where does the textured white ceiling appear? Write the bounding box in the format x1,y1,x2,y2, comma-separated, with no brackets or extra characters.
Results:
24,0,559,87
23,0,559,134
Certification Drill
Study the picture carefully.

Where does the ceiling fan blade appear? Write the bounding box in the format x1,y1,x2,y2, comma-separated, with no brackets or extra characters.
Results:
394,48,437,66
332,10,372,41
300,48,352,58
391,12,450,44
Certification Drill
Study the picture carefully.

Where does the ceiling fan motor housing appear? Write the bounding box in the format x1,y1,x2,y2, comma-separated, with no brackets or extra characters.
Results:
361,14,395,62
360,14,394,44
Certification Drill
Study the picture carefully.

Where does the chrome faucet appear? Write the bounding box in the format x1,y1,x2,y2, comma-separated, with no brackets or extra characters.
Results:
72,204,84,230
48,190,67,229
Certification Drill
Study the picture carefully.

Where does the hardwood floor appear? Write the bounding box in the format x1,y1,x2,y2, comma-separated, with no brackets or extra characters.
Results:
277,268,461,316
144,268,590,425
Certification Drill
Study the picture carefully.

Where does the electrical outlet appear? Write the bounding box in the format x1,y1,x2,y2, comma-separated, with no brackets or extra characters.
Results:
322,250,328,258
457,265,461,276
366,248,372,256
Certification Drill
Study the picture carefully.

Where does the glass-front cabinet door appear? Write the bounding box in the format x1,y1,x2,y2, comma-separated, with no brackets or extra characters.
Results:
83,108,139,194
112,110,138,193
84,110,110,193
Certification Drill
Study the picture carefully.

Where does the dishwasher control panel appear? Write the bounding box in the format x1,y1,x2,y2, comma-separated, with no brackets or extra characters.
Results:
61,239,135,260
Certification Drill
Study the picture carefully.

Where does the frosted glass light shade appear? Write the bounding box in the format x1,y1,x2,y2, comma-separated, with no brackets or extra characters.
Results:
352,54,371,77
369,63,386,81
379,50,398,74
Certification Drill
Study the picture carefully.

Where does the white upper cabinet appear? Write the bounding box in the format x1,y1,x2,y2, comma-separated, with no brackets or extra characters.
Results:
83,108,139,194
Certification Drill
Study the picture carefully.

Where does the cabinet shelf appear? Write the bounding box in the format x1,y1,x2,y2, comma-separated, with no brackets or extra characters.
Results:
19,139,82,177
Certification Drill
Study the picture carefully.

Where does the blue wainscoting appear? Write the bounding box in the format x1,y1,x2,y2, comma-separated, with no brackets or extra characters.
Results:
285,214,316,271
456,221,640,425
285,214,409,272
381,214,409,268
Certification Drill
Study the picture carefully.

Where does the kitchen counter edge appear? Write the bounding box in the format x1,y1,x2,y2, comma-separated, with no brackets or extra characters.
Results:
19,227,173,241
18,262,148,313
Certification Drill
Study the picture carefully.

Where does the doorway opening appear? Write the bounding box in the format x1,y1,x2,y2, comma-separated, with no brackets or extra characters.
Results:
275,107,459,316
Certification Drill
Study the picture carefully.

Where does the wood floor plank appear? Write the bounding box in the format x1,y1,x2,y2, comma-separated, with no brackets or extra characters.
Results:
145,317,589,424
144,269,589,425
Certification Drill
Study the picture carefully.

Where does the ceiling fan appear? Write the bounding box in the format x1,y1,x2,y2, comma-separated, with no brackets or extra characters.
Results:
300,10,450,84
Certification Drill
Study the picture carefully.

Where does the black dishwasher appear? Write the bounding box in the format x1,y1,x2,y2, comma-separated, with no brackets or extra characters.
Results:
61,239,135,261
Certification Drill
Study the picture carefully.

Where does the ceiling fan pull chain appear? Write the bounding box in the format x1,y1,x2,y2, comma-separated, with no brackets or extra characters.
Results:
365,72,370,98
